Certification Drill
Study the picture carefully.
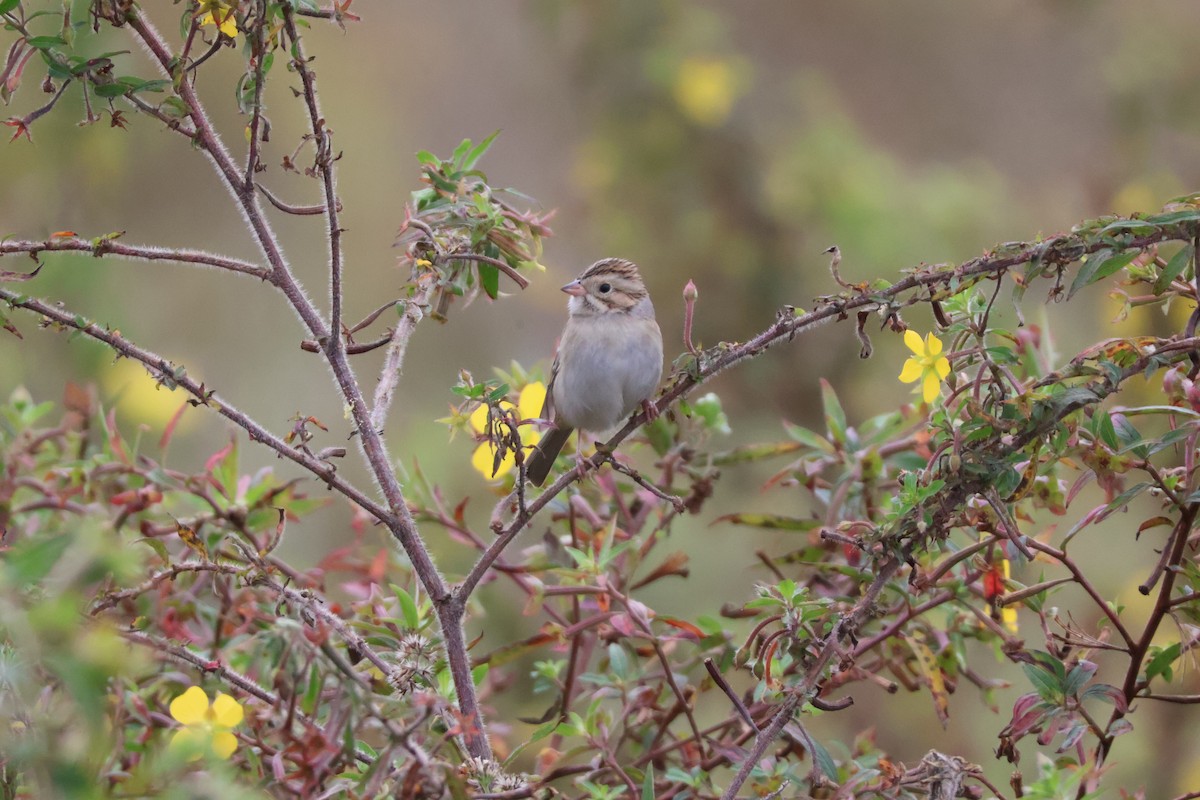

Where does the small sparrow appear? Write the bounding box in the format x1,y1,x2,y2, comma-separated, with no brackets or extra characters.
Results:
525,258,663,486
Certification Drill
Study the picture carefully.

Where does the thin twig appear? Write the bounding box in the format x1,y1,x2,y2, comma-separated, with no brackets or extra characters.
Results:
704,658,758,731
257,182,327,216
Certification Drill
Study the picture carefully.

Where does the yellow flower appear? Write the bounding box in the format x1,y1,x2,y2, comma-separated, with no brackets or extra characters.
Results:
197,1,238,38
169,686,244,760
673,58,739,127
998,558,1018,634
898,330,950,404
103,358,195,433
469,382,546,479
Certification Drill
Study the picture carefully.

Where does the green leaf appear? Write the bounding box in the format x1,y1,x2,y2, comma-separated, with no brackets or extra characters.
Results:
121,77,170,95
6,532,73,584
713,513,820,532
1093,411,1119,451
689,392,730,434
1103,481,1150,514
462,129,500,171
807,735,839,780
1145,424,1198,456
1145,642,1181,683
478,262,499,299
712,441,803,465
641,765,655,800
93,82,129,98
0,0,20,13
450,137,473,170
1068,250,1137,300
819,378,847,447
782,421,835,454
391,584,420,630
1111,414,1147,458
1097,218,1155,236
301,663,321,715
607,643,629,679
1154,245,1193,295
1144,209,1200,226
135,537,170,562
41,50,74,79
1022,662,1064,702
471,663,489,686
1063,660,1097,698
993,467,1022,499
26,35,67,49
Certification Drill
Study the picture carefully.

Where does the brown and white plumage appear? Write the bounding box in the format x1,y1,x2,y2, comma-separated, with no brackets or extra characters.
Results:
525,258,663,486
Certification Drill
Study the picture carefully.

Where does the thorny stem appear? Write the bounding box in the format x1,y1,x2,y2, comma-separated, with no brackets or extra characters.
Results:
280,6,344,350
243,0,268,190
1,236,269,279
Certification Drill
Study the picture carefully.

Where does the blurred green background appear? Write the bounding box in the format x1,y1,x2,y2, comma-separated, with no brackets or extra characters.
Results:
4,0,1200,793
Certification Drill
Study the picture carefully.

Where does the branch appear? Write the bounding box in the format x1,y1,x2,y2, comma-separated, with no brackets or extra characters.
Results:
280,5,345,348
472,223,1200,603
123,9,484,759
1092,503,1200,774
0,288,388,524
370,278,437,432
0,237,269,280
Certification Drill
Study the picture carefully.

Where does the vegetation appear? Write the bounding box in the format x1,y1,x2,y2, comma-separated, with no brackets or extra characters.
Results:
2,3,1199,798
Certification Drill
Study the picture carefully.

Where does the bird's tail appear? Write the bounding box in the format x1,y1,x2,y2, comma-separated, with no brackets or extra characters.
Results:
525,425,573,486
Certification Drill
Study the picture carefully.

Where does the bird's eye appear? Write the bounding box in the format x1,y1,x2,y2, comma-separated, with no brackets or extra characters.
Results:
598,283,611,293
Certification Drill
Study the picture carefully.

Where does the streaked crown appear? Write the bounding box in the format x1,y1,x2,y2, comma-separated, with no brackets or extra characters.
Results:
569,258,649,315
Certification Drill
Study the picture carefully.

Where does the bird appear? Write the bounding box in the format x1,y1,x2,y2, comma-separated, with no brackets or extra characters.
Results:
525,258,663,486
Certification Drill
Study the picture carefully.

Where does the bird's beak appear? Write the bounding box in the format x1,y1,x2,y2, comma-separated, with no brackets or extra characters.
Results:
561,280,586,296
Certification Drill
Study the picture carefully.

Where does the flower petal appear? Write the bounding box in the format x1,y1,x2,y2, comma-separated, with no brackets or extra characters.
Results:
169,686,209,726
903,329,925,356
472,443,513,479
934,356,950,380
898,358,924,384
468,403,489,434
211,730,238,760
211,693,244,728
170,728,204,761
924,333,943,357
922,371,941,404
517,382,547,421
